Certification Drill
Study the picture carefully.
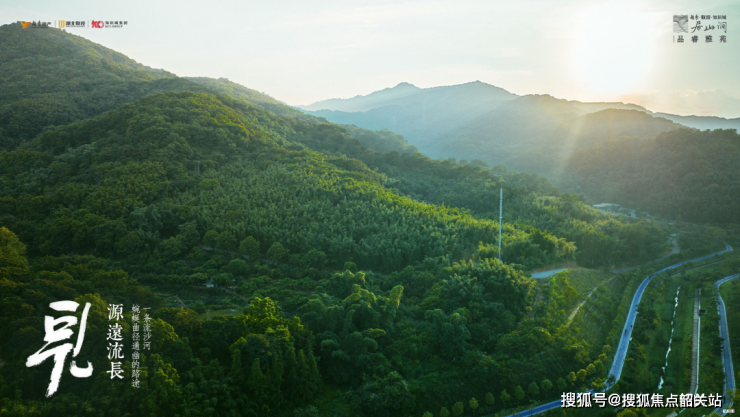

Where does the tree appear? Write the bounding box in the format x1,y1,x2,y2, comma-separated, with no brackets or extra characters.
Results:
268,242,289,263
0,227,29,279
586,363,596,376
556,377,567,391
591,378,606,390
199,178,220,191
425,308,471,359
567,371,576,385
226,259,250,276
500,389,511,406
452,402,464,416
469,397,478,413
577,369,587,382
358,372,415,416
203,230,219,247
213,273,232,287
423,412,433,417
528,381,539,398
440,407,450,417
485,392,495,406
541,379,553,395
216,230,237,251
239,236,260,258
594,359,605,374
514,385,525,402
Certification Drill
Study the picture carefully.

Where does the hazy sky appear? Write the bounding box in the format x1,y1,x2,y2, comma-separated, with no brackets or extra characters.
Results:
3,0,740,117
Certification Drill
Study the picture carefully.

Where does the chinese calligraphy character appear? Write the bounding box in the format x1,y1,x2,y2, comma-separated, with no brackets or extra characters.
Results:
720,35,727,43
692,35,699,43
26,301,93,397
131,304,141,388
108,304,123,321
107,361,124,379
108,342,124,360
107,322,124,341
706,35,713,42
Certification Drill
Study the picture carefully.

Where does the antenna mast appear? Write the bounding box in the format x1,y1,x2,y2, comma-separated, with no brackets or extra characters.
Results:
498,187,502,262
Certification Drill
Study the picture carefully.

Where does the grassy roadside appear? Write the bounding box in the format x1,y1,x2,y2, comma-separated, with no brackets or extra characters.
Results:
659,277,694,395
566,269,612,295
618,270,682,393
571,273,630,357
507,245,738,417
697,282,724,396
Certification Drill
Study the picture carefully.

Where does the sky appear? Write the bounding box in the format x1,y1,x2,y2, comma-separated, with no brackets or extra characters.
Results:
3,0,740,117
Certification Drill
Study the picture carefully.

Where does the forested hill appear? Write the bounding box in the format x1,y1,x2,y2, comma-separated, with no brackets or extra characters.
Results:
0,23,669,417
301,82,736,179
0,23,414,155
300,85,666,165
431,107,680,179
560,128,740,225
304,81,740,226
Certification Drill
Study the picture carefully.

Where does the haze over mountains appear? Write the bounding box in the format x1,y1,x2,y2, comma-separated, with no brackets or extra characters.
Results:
298,81,740,177
298,81,740,224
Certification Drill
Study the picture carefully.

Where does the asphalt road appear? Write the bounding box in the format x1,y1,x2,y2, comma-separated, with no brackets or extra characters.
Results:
712,273,739,416
503,244,733,417
607,243,733,389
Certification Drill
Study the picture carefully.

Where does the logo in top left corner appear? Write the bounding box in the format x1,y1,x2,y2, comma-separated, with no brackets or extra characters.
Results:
20,21,51,29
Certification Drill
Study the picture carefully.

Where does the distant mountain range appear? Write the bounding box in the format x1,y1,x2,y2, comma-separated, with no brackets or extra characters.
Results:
297,82,740,178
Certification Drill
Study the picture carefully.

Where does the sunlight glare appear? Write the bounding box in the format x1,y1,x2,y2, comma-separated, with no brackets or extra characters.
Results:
573,1,655,96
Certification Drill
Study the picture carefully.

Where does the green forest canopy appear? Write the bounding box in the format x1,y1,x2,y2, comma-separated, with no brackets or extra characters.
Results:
0,21,715,417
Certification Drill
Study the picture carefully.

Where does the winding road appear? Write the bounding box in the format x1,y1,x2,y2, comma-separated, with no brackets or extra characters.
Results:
606,243,733,389
503,243,733,417
712,273,739,415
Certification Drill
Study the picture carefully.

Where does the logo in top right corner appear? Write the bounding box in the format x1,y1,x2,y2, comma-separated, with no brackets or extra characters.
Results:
673,15,689,32
673,14,727,43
